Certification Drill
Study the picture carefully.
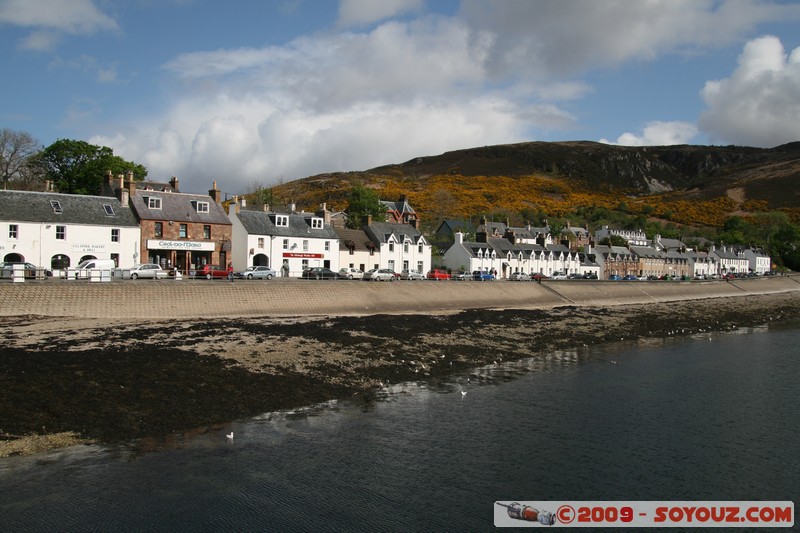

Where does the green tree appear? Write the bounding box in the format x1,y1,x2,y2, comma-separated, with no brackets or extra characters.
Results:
32,139,147,195
770,223,800,271
345,183,386,228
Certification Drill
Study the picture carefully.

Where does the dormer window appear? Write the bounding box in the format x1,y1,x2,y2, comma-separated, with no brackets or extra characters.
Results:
193,201,209,213
146,196,162,210
276,215,289,227
311,217,323,229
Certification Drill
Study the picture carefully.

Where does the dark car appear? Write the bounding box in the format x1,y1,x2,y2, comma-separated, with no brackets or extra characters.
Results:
301,267,340,280
0,261,50,279
608,274,622,280
622,274,638,281
194,265,228,279
473,270,495,281
532,273,549,281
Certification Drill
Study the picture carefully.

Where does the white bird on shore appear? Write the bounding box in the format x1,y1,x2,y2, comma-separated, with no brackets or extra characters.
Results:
226,432,234,440
461,390,467,398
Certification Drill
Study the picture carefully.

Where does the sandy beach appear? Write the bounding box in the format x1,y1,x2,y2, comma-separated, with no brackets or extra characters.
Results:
1,276,799,456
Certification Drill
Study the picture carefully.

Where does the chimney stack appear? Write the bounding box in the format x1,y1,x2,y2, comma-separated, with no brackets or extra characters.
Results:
209,180,222,204
169,175,180,192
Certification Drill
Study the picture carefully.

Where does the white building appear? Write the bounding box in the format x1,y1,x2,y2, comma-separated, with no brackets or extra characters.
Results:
230,200,340,276
363,221,431,274
0,189,140,273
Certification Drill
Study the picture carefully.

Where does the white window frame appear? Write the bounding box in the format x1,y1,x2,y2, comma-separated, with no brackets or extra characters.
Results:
311,218,323,229
9,224,18,239
194,201,210,213
111,228,120,242
147,197,162,210
276,215,289,227
56,225,66,240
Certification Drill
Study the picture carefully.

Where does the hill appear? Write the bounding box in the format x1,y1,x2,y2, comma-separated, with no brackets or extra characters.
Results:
265,141,800,230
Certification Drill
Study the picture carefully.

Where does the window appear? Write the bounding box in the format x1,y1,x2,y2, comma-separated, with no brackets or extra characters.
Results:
203,225,211,239
301,259,309,270
50,200,63,214
276,215,288,227
311,218,323,229
51,254,70,270
404,243,409,253
110,254,119,267
9,224,18,239
56,225,66,240
194,201,209,213
283,239,289,250
111,228,120,242
389,242,394,252
324,241,330,251
154,222,163,238
418,243,423,253
302,240,309,251
417,261,424,273
257,237,264,248
179,224,187,238
103,204,115,216
147,197,162,209
388,260,395,271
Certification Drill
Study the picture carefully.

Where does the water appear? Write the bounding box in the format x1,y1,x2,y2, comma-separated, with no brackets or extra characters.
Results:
2,324,799,531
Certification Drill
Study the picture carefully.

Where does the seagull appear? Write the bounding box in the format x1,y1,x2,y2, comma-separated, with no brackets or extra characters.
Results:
461,390,467,397
226,432,234,440
611,361,618,365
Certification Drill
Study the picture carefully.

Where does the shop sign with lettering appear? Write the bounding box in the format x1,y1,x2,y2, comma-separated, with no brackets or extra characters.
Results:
147,239,216,251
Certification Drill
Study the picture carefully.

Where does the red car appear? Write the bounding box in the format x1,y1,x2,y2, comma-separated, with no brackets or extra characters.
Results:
426,269,450,280
194,265,229,279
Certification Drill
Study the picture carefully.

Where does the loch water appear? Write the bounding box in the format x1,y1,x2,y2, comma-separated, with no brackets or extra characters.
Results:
2,321,799,531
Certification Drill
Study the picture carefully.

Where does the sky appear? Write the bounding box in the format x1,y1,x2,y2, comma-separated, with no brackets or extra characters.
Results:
1,0,799,196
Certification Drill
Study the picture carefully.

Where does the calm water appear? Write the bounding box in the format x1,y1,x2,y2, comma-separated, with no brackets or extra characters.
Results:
2,323,799,531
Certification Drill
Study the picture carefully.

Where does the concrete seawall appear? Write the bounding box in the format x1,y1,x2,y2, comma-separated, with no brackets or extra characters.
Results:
1,275,798,320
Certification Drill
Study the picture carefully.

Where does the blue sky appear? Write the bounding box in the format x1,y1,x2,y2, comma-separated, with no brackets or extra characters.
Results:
1,0,799,196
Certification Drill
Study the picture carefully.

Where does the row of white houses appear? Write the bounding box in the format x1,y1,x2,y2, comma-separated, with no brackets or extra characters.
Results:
0,187,432,277
0,179,771,280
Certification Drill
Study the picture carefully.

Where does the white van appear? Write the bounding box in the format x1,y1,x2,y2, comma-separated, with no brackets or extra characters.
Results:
75,259,117,280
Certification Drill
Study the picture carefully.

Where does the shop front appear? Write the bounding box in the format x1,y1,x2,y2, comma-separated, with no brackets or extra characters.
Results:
146,239,217,272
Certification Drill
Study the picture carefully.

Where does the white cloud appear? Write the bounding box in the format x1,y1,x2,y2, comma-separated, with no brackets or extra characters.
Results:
0,0,118,50
601,121,699,146
458,0,800,78
699,35,800,147
337,0,423,28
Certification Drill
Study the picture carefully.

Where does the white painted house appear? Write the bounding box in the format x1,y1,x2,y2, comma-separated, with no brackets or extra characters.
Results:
0,189,140,273
363,221,432,274
230,200,340,277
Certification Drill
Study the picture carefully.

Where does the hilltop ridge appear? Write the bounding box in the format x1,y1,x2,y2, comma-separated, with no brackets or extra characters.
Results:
267,141,800,228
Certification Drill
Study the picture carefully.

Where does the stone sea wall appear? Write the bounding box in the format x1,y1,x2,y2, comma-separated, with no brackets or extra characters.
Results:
0,275,797,320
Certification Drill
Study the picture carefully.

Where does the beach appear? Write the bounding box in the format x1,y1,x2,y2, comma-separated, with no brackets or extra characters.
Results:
1,276,799,456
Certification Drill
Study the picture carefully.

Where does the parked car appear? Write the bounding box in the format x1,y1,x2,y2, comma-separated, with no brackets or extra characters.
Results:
0,261,50,279
582,273,598,280
400,269,425,280
509,272,531,281
453,271,471,281
127,263,168,280
363,268,396,281
622,274,638,281
194,265,229,279
532,273,549,281
550,271,568,280
473,270,495,281
236,265,277,280
608,274,622,280
339,267,364,280
426,269,451,280
301,267,340,280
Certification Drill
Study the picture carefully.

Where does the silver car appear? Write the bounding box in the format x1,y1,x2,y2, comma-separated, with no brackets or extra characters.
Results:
127,263,168,279
364,268,396,281
400,269,425,280
236,265,277,280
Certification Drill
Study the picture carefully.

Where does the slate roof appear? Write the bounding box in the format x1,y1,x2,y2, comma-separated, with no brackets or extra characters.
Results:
382,198,416,215
130,190,231,225
0,190,139,227
236,209,338,239
363,221,425,244
334,227,376,251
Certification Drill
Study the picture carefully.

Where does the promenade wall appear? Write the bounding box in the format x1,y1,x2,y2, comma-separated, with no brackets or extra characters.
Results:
0,275,797,320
